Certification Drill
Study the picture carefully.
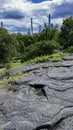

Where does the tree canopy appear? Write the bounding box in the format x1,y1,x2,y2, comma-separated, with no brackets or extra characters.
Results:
0,29,18,64
0,16,73,67
59,16,73,48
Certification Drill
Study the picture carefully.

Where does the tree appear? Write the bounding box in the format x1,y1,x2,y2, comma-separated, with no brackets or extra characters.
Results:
33,24,59,42
15,34,34,54
21,40,59,62
0,34,18,64
59,16,73,48
0,28,8,36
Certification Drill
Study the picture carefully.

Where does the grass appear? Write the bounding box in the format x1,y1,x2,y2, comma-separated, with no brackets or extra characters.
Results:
0,71,25,88
3,51,69,69
24,52,69,63
0,68,6,75
0,81,7,88
10,61,23,68
10,60,31,68
10,52,69,68
48,52,69,62
0,51,69,88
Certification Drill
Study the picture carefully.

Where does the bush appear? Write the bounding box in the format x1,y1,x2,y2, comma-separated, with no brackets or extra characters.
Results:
0,34,18,64
21,40,59,62
59,16,73,48
65,46,73,53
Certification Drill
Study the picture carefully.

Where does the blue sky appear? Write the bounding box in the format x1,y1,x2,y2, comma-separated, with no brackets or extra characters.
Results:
29,0,47,3
0,0,73,34
29,0,52,3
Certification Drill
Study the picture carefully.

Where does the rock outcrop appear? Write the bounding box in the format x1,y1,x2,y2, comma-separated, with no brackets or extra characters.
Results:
0,60,73,130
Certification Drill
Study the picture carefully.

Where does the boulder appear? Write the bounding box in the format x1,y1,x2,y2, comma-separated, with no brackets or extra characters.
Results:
0,61,73,130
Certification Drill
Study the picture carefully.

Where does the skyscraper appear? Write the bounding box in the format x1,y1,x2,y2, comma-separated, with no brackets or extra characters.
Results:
27,28,31,35
38,25,41,33
31,18,33,35
48,14,51,28
1,22,3,28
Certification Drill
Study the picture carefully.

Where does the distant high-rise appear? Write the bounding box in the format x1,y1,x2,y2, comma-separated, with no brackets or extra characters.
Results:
1,22,3,28
48,14,51,28
27,28,31,35
38,25,41,33
31,18,33,35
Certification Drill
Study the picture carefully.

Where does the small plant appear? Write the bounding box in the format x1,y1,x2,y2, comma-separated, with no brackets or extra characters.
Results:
66,46,73,53
7,63,11,69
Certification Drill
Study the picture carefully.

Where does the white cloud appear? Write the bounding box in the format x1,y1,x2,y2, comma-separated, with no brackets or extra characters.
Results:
0,0,73,33
52,0,63,5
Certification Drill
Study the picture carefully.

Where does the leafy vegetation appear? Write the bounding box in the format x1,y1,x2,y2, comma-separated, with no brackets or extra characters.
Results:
0,28,18,67
22,52,68,63
0,16,73,89
0,71,24,88
0,16,73,69
59,16,73,48
0,51,68,88
21,40,59,62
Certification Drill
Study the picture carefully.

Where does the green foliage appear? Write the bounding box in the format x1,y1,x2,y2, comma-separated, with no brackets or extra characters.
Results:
65,46,73,53
10,61,22,68
0,68,6,76
33,24,59,42
15,34,34,53
27,55,49,63
0,28,8,36
29,52,67,63
0,17,72,68
59,16,73,48
0,33,18,64
21,40,59,62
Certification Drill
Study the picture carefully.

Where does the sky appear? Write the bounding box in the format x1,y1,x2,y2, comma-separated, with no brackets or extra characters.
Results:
0,0,73,34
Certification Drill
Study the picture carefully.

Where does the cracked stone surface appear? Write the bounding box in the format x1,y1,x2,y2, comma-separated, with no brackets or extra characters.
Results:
0,61,73,129
63,54,73,60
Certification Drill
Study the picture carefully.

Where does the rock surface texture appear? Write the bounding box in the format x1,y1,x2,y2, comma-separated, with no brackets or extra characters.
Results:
0,60,73,130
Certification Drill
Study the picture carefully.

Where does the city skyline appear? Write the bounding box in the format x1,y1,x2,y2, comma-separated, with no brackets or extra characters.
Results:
0,0,73,33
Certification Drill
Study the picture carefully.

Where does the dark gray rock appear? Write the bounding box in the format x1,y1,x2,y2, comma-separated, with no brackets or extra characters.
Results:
63,54,73,60
3,61,73,78
1,61,73,130
4,121,33,130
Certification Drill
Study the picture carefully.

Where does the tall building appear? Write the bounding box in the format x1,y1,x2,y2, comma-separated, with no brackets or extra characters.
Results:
38,25,42,33
31,18,33,35
48,14,51,28
1,22,3,28
27,28,31,35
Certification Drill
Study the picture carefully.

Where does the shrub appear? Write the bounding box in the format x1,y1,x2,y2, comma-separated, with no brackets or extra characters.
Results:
59,16,73,48
21,40,59,62
65,46,73,53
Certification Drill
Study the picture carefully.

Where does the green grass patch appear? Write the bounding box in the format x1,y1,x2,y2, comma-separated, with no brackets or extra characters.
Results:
0,68,6,75
0,81,7,88
10,52,69,68
48,52,69,62
0,51,69,88
0,71,26,88
0,52,69,71
10,60,31,68
10,61,22,68
25,52,69,63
